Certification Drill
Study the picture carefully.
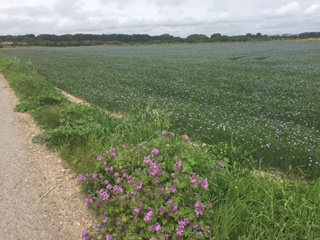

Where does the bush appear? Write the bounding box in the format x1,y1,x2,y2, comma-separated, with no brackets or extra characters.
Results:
79,131,223,239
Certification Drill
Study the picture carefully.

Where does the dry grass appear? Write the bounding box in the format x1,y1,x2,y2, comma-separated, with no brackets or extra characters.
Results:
55,87,125,119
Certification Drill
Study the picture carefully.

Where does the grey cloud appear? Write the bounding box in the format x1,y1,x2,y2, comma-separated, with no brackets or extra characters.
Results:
53,0,82,13
151,0,186,7
0,0,319,37
0,5,50,17
0,17,56,35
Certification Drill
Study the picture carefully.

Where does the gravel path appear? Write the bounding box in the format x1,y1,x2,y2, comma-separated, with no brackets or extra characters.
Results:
0,75,95,239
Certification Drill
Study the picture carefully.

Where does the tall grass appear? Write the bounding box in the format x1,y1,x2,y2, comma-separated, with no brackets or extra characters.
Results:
1,52,319,239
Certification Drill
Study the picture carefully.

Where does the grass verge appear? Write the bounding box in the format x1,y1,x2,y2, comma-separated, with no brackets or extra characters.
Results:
0,53,319,239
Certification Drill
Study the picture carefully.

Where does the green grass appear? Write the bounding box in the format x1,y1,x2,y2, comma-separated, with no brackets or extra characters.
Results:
2,43,320,177
1,51,320,239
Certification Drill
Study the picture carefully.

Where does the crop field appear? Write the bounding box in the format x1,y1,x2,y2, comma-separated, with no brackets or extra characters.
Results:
2,42,320,175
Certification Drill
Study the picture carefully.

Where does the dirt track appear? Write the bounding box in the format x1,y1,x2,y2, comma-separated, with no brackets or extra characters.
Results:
0,75,95,239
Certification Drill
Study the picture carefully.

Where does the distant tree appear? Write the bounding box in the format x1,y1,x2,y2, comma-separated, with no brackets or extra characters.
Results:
5,35,15,42
186,34,209,43
2,31,319,47
299,32,320,39
232,35,249,42
210,33,222,42
59,34,73,42
173,37,184,43
37,34,59,42
153,34,175,42
22,34,36,43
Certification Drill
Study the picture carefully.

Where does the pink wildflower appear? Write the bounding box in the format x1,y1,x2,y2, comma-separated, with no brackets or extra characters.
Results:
82,230,89,240
172,203,179,215
182,134,189,141
194,202,206,217
152,223,162,233
176,218,189,237
190,173,197,185
77,175,86,181
133,206,141,214
202,179,209,189
92,173,98,180
113,185,123,193
85,198,93,206
152,148,160,156
106,234,112,240
144,157,152,164
175,160,183,171
98,189,110,201
136,180,143,190
144,208,154,222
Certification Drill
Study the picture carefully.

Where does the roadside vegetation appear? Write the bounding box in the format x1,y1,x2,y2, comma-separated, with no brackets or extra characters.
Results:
0,52,319,239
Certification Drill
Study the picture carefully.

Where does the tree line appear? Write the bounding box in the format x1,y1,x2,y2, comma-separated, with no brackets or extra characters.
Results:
1,32,319,47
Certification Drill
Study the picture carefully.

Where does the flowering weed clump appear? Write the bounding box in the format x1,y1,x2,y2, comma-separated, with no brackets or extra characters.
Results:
79,132,219,239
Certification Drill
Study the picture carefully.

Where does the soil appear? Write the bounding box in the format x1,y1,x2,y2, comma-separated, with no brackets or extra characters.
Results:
0,75,96,240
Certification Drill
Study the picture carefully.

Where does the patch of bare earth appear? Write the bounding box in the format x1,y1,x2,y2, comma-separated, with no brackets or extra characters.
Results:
0,75,96,240
55,87,125,119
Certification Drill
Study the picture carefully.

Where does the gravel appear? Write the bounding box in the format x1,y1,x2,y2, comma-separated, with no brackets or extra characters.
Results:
0,75,96,240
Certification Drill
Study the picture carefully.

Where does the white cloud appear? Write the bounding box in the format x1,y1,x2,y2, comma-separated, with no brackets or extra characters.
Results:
275,2,300,15
0,0,319,37
306,3,320,13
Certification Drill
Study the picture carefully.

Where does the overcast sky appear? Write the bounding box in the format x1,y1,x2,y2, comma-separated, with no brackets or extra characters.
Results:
0,0,319,37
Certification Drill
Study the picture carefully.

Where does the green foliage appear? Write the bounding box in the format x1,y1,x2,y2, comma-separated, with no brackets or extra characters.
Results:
80,132,219,239
44,104,120,147
2,43,320,177
0,53,68,113
81,132,320,239
1,52,320,239
15,94,66,112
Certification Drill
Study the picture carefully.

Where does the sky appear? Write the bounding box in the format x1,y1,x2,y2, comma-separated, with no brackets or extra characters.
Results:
0,0,319,37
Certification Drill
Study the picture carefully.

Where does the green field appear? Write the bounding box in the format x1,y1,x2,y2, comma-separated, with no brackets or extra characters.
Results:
2,42,320,175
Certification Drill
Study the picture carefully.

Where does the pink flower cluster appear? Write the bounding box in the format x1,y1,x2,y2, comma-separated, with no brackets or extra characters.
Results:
182,134,189,141
85,198,93,206
175,160,183,171
144,208,154,222
80,132,215,239
190,173,209,189
136,180,143,190
176,218,189,237
98,189,110,201
82,230,89,240
133,206,141,214
152,223,162,233
194,202,206,217
152,148,160,156
77,175,86,181
144,157,161,176
106,234,112,240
